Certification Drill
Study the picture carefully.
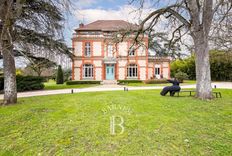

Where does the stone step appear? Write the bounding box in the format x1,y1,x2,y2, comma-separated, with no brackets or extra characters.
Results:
101,80,118,85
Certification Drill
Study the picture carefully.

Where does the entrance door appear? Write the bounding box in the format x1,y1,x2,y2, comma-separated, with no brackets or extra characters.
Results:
106,65,115,80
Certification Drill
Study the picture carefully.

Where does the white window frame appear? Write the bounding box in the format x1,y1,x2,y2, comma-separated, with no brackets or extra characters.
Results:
85,42,91,57
83,64,93,78
127,64,138,78
107,44,113,57
155,67,160,75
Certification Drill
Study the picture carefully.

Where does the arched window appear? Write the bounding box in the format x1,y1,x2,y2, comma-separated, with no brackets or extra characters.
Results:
83,64,93,78
127,64,138,78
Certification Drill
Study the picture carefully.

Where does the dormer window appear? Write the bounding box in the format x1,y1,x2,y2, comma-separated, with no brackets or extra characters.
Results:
85,42,91,56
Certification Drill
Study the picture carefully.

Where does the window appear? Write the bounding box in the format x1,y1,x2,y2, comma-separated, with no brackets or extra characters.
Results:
107,44,113,57
85,42,91,56
127,64,138,78
129,48,135,56
83,64,93,78
155,67,160,75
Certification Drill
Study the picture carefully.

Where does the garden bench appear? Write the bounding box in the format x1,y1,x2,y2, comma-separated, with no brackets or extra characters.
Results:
176,90,222,98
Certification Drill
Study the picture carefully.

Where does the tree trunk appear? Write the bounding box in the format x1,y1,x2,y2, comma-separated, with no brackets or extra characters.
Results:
2,40,17,105
193,33,213,100
37,68,42,76
0,0,17,105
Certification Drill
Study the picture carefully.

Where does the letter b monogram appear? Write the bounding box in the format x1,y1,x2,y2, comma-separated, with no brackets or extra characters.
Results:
110,115,124,135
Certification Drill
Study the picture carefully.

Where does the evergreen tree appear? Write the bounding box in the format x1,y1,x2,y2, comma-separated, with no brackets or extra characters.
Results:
56,65,64,84
0,0,71,104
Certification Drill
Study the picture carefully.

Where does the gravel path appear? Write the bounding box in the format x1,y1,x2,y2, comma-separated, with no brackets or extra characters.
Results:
0,82,231,99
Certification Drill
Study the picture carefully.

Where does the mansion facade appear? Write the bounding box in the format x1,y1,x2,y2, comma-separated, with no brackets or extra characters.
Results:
72,20,170,81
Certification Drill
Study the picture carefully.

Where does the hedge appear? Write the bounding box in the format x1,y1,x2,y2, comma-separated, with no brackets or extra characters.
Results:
143,79,168,84
66,80,101,85
117,80,142,84
171,50,232,81
0,75,44,92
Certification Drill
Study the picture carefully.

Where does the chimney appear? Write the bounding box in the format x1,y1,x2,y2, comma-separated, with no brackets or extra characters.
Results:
79,23,84,28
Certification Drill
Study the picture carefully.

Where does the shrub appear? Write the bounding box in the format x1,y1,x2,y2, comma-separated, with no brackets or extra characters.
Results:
170,56,195,79
41,76,53,82
175,71,188,83
56,65,64,84
210,51,232,81
0,75,44,91
16,75,45,91
16,69,23,75
63,69,72,82
117,80,142,84
143,79,167,84
66,80,101,85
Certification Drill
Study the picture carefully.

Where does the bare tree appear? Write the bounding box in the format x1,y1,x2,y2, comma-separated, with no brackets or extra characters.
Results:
130,0,232,100
0,0,71,105
27,57,56,76
210,4,232,51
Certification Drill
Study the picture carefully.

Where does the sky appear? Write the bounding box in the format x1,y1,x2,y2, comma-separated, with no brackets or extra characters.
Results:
63,0,156,47
1,0,190,68
63,0,191,55
3,0,160,68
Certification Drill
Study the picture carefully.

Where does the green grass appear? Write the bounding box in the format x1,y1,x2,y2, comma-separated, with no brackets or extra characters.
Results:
0,89,231,155
44,80,98,90
126,80,196,87
43,80,196,89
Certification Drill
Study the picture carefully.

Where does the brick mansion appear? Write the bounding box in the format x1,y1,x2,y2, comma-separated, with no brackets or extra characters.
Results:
72,20,170,81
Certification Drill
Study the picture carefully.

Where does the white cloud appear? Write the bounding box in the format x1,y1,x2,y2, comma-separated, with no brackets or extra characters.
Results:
74,5,153,24
74,4,169,32
74,0,98,9
72,4,193,54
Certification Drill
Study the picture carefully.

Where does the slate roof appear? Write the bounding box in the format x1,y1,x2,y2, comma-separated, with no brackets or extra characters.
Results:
75,20,138,32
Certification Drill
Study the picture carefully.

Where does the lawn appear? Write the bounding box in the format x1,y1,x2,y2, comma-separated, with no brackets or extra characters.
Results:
44,80,99,90
126,80,196,87
43,80,195,90
0,89,231,155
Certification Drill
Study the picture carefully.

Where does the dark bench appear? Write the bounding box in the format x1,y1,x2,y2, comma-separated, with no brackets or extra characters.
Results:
176,90,222,98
